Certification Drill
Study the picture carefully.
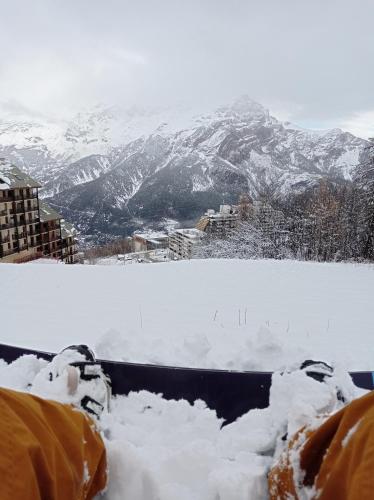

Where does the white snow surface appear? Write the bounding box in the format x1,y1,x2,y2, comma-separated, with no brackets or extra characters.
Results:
1,259,374,370
0,259,373,499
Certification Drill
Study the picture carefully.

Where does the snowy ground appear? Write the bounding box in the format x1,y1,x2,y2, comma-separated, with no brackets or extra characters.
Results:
1,259,374,370
1,259,374,499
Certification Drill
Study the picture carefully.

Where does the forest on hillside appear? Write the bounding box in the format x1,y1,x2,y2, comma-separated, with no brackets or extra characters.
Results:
196,143,374,262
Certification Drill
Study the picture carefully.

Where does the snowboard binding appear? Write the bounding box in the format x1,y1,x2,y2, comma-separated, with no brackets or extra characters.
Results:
300,359,346,403
37,344,112,419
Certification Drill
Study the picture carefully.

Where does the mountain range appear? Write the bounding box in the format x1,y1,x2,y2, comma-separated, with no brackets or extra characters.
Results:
0,97,368,243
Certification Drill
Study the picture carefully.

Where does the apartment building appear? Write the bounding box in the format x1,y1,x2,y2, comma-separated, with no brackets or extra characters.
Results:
0,162,42,263
169,228,205,259
38,202,63,260
61,220,79,264
196,205,239,234
0,159,78,264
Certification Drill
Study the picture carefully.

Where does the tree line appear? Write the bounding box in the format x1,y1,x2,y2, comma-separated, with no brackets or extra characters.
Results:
196,143,374,262
84,238,132,264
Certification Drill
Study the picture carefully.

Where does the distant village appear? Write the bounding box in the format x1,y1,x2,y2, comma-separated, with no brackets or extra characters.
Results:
97,194,283,265
0,159,282,265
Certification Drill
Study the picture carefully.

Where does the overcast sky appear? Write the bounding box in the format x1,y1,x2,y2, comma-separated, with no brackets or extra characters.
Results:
0,0,373,137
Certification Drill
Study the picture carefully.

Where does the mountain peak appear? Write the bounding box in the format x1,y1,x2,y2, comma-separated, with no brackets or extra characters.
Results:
217,95,269,121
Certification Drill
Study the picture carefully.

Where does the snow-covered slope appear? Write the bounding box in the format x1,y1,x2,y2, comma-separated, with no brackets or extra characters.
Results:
1,259,373,370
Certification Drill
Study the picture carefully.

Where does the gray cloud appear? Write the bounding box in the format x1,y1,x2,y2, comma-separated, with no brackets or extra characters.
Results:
0,0,373,136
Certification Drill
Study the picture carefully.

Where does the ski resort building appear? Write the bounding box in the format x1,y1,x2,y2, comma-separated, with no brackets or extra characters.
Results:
0,160,78,264
196,205,239,234
132,232,169,252
0,163,42,263
38,202,63,260
38,202,79,263
168,228,205,259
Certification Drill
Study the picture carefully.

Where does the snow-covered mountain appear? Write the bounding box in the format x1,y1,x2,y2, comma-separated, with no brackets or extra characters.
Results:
0,97,368,240
0,102,201,188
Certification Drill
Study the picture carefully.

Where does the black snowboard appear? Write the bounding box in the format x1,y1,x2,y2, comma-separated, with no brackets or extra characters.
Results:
0,343,372,424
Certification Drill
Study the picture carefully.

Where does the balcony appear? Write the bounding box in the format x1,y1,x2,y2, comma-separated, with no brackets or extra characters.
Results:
23,207,38,214
21,218,39,227
12,193,38,202
63,248,78,256
23,193,38,201
0,221,16,231
10,207,25,215
0,196,13,203
10,204,38,215
0,248,15,258
39,225,60,234
0,236,10,244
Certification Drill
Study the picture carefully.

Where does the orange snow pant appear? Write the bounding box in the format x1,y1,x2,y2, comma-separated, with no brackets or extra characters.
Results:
268,390,374,500
0,387,107,500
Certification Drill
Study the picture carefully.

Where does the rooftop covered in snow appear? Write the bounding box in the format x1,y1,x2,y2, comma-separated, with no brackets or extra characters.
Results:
38,201,63,222
172,228,205,239
204,205,239,218
0,159,41,189
133,231,169,241
61,219,78,239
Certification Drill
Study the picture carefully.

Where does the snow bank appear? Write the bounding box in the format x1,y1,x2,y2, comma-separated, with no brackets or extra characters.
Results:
1,259,374,370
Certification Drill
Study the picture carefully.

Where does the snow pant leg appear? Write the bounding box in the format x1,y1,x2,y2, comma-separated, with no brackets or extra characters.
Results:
0,387,107,500
268,391,374,500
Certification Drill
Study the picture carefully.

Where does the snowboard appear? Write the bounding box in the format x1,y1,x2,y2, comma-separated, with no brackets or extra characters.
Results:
1,342,373,424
